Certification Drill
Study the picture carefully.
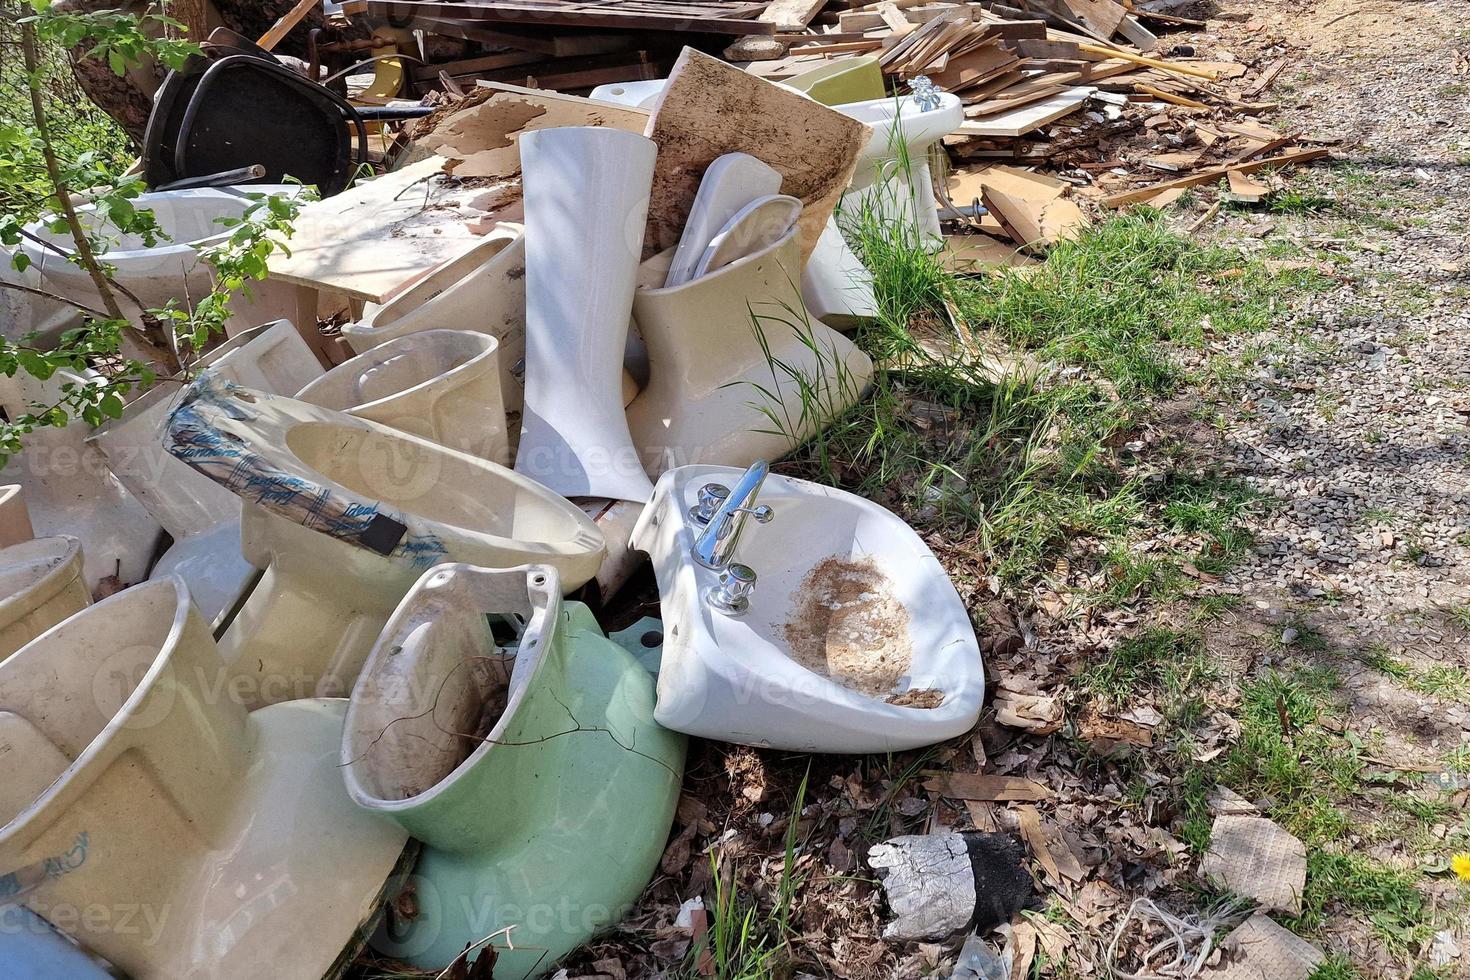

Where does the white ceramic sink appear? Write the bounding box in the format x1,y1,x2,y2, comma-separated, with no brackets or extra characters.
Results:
630,464,984,753
834,92,964,246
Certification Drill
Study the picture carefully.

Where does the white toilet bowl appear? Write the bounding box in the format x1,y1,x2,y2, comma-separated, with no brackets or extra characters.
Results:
0,536,89,664
0,577,410,979
18,185,309,333
832,92,965,248
295,329,509,466
87,319,326,627
0,370,162,591
164,377,606,708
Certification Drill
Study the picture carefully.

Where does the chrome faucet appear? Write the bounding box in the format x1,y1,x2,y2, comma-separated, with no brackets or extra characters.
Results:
691,460,774,572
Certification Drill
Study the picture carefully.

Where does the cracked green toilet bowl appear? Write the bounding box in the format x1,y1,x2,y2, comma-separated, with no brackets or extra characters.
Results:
342,562,686,977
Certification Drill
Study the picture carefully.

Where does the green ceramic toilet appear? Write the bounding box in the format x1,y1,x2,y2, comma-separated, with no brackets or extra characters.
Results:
783,56,886,106
341,562,685,977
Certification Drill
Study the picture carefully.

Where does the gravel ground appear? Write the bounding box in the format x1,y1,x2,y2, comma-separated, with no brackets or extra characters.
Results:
1179,0,1470,690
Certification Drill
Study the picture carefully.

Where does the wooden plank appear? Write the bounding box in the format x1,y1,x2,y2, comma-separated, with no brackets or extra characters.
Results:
725,0,830,59
256,0,317,51
1061,0,1126,39
642,48,867,261
367,0,777,34
1115,13,1158,51
957,85,1094,136
1245,57,1289,98
923,773,1053,802
1101,148,1332,207
1224,169,1270,203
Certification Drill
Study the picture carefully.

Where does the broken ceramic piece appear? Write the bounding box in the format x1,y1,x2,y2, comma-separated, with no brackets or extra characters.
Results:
629,463,984,752
833,92,965,247
588,78,667,109
802,216,879,328
344,225,528,414
0,369,162,591
164,377,605,708
343,562,685,976
0,577,409,979
87,319,325,628
690,193,804,280
665,152,783,289
0,536,89,664
627,228,872,479
296,329,509,465
19,185,308,334
515,126,658,504
0,484,34,548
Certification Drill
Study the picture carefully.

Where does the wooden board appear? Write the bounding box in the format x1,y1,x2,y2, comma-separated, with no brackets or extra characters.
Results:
641,48,867,261
367,0,776,34
1062,0,1126,38
266,157,514,303
725,0,830,59
1101,148,1331,207
956,85,1094,136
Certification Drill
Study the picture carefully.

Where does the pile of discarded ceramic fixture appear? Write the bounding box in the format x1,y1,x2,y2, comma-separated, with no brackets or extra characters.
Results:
0,46,979,980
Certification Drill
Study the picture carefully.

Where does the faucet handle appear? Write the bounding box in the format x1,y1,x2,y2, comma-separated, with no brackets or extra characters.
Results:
709,562,757,614
689,483,730,526
730,504,773,525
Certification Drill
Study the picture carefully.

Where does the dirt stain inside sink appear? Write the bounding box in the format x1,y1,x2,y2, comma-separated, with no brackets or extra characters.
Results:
783,555,915,698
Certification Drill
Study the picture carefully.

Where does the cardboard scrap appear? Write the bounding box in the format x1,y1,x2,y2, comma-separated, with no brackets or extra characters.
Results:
642,48,866,262
402,82,649,179
1200,815,1307,914
1204,912,1324,980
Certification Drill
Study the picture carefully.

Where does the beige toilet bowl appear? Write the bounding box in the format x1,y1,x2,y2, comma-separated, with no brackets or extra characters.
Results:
295,329,509,466
0,485,34,549
0,536,89,664
0,577,409,979
344,225,527,412
164,378,606,709
627,227,873,478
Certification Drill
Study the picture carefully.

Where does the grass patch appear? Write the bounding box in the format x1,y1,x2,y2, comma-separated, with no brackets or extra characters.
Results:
954,211,1287,396
1085,626,1218,726
1296,851,1428,950
1361,646,1470,701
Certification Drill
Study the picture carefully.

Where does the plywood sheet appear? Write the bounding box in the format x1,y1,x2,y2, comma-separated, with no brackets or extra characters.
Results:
642,47,867,261
267,157,520,302
957,85,1095,137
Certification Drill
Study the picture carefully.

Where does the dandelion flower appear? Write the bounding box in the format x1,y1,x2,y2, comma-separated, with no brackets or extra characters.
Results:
1453,853,1470,882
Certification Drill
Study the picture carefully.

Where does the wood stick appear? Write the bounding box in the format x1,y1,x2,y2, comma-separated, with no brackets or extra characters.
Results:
256,0,318,51
1134,83,1207,108
1102,148,1331,207
1076,42,1218,80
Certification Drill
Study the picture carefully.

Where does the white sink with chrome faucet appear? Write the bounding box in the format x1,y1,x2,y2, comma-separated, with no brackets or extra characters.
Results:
629,461,985,753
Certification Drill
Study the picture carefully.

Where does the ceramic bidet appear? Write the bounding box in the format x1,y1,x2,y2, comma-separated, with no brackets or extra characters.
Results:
0,536,89,663
629,464,985,752
803,216,880,328
343,562,685,977
0,577,410,979
164,377,606,708
296,328,509,465
87,319,326,627
833,92,965,247
344,225,528,413
626,228,872,479
514,126,658,503
0,369,162,591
